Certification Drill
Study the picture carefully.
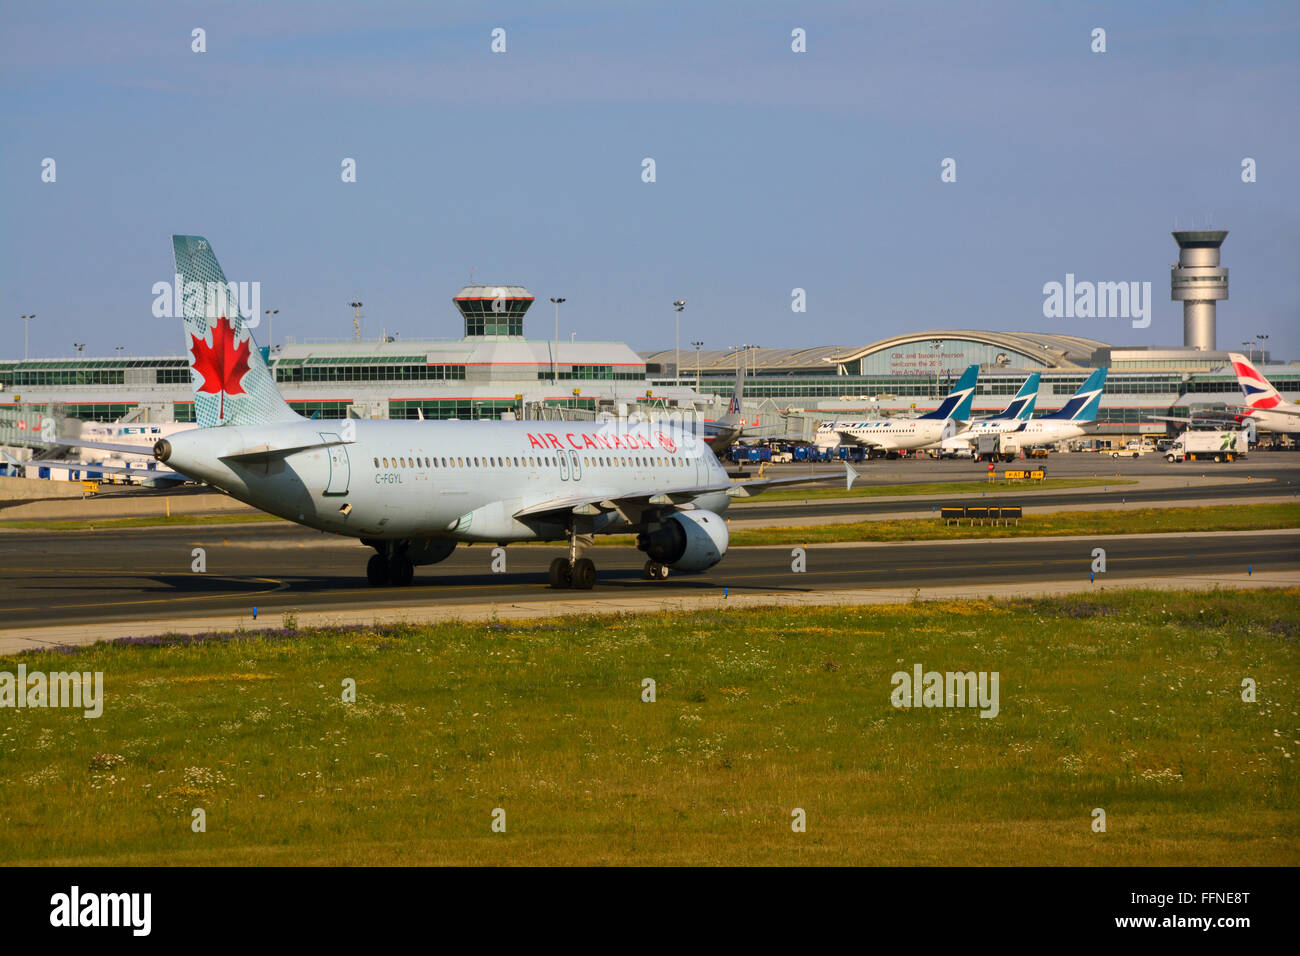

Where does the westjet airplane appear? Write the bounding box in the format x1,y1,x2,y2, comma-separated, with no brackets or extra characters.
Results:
1228,353,1299,435
994,367,1109,452
937,372,1041,454
814,364,979,454
107,236,856,589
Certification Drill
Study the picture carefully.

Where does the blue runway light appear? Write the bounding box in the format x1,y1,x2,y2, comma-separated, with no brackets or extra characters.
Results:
1248,566,1253,576
723,587,729,598
253,606,258,619
1090,571,1094,583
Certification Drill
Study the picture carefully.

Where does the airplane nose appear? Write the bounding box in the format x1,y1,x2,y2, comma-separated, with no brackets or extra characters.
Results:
154,439,171,463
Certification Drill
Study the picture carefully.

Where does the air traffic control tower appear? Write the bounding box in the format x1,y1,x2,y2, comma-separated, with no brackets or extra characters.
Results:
1171,230,1228,350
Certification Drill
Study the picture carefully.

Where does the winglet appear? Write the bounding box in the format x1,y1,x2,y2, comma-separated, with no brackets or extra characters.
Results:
845,461,860,490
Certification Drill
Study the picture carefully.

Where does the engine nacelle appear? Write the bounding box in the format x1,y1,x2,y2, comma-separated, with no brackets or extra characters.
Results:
636,509,729,571
407,539,457,567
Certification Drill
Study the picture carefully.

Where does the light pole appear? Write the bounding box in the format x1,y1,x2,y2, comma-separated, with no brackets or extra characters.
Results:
264,309,279,350
21,314,35,360
74,342,85,355
673,300,686,387
550,297,565,384
115,346,124,356
931,339,943,399
1256,333,1269,364
691,340,704,391
349,301,363,342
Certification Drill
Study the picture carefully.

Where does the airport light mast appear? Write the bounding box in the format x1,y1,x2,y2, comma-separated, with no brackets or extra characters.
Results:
550,297,565,384
691,340,704,391
673,300,686,387
264,309,279,352
21,314,35,360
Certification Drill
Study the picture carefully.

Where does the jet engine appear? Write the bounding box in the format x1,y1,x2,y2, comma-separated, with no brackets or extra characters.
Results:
636,510,729,571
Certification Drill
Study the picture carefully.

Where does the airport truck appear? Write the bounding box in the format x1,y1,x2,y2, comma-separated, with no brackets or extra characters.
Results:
975,433,1016,463
1164,429,1248,463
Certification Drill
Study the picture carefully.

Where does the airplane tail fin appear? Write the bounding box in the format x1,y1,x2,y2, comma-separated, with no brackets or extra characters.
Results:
997,372,1041,420
919,364,978,421
1229,352,1282,410
1045,367,1107,421
172,235,300,429
718,362,745,424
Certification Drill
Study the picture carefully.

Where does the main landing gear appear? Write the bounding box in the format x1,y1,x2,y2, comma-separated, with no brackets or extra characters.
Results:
366,548,414,587
642,560,670,581
549,529,598,590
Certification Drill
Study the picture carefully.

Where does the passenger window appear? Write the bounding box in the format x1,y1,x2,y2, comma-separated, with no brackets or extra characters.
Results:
373,458,379,468
382,457,389,468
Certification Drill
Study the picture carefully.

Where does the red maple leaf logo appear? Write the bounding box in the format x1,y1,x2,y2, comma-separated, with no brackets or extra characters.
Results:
190,316,251,420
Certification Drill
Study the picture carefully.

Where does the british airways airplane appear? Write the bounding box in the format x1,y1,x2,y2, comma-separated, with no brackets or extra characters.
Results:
119,237,855,589
1228,353,1299,435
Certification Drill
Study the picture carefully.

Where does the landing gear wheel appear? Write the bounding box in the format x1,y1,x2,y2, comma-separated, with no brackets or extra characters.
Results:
391,554,414,587
1213,454,1223,463
548,556,573,589
366,553,390,587
572,557,596,590
643,560,670,581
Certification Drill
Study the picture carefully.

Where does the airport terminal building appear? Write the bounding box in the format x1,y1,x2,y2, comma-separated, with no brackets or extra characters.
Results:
644,331,1299,438
3,309,1297,449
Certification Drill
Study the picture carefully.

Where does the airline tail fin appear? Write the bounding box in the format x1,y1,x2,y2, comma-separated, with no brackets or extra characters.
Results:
172,235,300,428
919,364,979,421
718,362,745,425
1044,367,1107,421
996,372,1041,421
1228,352,1282,410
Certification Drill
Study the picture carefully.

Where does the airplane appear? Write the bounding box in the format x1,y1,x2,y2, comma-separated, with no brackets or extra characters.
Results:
993,367,1109,451
149,235,856,589
937,372,1041,454
1228,353,1300,434
702,364,748,449
813,364,979,455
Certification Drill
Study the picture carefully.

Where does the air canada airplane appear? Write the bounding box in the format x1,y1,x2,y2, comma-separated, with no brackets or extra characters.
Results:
136,236,855,589
814,364,979,454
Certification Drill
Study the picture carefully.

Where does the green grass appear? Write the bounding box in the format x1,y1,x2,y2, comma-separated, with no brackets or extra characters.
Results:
2,588,1296,865
0,512,273,531
738,476,1136,503
727,502,1300,545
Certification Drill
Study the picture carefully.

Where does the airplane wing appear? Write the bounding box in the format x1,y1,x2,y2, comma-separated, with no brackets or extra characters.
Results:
1227,403,1300,421
34,459,193,483
46,436,160,456
513,462,859,519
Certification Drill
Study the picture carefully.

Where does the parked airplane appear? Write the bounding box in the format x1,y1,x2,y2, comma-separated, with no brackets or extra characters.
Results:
702,364,748,449
937,372,1041,454
814,365,979,454
1229,353,1299,434
993,367,1109,451
147,236,854,588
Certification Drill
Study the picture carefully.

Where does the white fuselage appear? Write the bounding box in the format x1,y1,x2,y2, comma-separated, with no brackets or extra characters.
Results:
163,418,732,542
997,420,1091,449
815,419,948,451
1244,403,1300,434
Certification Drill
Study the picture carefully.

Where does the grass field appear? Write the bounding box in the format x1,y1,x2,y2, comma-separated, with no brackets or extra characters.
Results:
728,502,1300,545
2,588,1296,866
737,476,1135,503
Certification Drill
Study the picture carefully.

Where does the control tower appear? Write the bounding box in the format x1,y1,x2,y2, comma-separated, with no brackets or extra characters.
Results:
1170,230,1228,351
454,285,534,338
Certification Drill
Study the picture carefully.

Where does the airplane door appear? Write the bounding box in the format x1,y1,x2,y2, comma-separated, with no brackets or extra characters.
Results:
569,449,582,481
558,451,570,481
320,432,350,495
694,451,707,486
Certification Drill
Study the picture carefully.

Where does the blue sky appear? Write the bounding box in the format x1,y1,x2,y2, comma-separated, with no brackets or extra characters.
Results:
2,0,1297,361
